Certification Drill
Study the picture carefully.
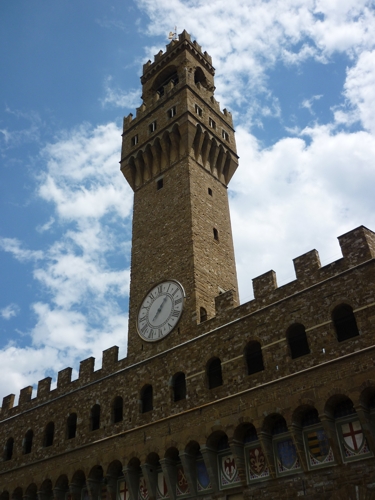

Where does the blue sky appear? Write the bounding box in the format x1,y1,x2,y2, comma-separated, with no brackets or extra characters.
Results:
1,0,375,402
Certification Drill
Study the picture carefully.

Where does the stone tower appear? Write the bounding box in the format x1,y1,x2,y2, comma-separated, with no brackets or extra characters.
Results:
120,30,239,361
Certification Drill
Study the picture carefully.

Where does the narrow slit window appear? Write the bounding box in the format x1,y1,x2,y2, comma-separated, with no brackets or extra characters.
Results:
90,404,101,431
213,228,219,241
44,422,54,447
141,385,153,413
67,413,77,439
208,188,212,196
208,358,223,389
157,178,164,190
149,121,157,133
131,135,138,146
168,106,177,118
173,373,186,402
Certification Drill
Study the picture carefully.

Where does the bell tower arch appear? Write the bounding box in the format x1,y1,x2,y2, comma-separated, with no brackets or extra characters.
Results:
121,30,239,361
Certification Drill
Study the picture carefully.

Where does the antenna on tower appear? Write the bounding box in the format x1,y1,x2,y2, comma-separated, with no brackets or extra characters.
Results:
168,26,177,40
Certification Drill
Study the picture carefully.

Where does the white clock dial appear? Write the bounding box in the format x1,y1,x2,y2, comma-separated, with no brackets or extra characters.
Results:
137,280,185,342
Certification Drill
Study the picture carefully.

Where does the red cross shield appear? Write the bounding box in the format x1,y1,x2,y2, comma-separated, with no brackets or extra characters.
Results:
341,420,364,452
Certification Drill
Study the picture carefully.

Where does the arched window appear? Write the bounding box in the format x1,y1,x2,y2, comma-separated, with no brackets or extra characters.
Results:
245,341,264,374
4,437,14,460
141,385,153,413
207,358,223,389
173,372,186,402
332,304,359,342
334,399,356,419
200,307,207,322
112,396,123,423
23,429,33,454
287,323,310,359
67,413,77,439
44,422,54,447
90,404,101,431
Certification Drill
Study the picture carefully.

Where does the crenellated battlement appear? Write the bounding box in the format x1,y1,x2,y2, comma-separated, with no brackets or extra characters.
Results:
0,346,125,418
142,30,213,80
2,226,374,419
251,226,375,301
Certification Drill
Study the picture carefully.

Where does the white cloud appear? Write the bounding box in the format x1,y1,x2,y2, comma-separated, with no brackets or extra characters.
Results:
231,124,375,302
139,0,375,113
301,95,323,115
101,76,142,109
343,50,375,133
0,304,20,320
36,217,55,233
0,122,132,401
0,238,44,262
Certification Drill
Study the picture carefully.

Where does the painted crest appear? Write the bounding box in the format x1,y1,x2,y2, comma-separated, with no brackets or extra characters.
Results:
139,477,149,500
307,429,330,461
176,465,189,496
276,438,300,472
157,471,168,499
196,460,210,490
249,446,267,476
341,420,364,452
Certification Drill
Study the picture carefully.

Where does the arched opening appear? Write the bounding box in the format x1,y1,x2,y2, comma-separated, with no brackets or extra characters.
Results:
112,396,123,423
172,372,186,402
207,358,223,389
194,67,209,88
287,323,310,359
90,404,101,431
152,66,179,96
332,304,359,341
44,421,54,447
245,341,264,374
141,385,153,413
200,307,207,322
23,430,33,454
67,413,77,439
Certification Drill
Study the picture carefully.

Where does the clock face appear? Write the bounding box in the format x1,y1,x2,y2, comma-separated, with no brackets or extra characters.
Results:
137,280,185,342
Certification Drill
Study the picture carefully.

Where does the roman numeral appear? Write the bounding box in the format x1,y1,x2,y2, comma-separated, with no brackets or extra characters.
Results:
157,285,162,294
175,298,182,305
171,310,180,317
141,324,148,333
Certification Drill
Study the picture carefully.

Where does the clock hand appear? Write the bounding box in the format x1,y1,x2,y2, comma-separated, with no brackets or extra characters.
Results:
152,296,168,321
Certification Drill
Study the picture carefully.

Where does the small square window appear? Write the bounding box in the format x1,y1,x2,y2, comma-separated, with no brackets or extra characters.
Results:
156,178,163,190
222,130,229,141
131,135,138,146
195,104,203,117
168,106,177,118
209,118,216,129
149,121,157,133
